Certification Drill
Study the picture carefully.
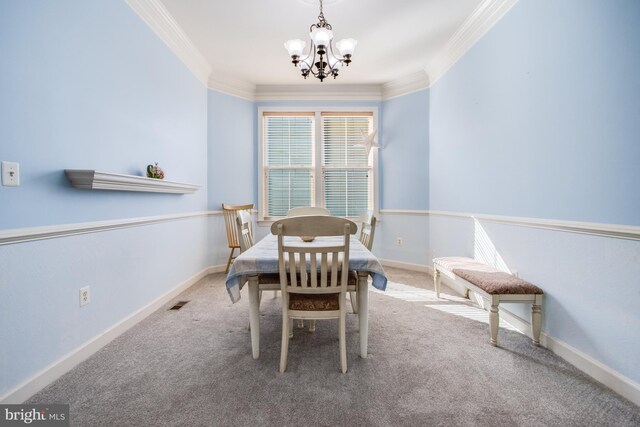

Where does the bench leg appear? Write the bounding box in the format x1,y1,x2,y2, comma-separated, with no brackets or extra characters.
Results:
433,266,441,298
531,295,542,346
489,296,499,346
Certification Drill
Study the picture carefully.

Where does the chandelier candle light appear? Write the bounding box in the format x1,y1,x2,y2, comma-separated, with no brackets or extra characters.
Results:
284,0,357,81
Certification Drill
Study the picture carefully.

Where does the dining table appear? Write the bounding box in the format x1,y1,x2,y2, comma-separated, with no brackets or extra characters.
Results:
225,233,388,359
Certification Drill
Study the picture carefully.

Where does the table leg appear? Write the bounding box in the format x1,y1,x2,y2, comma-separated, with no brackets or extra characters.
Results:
248,275,260,359
357,272,369,358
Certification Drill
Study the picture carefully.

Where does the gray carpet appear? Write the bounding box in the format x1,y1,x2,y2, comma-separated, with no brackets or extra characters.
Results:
29,267,640,426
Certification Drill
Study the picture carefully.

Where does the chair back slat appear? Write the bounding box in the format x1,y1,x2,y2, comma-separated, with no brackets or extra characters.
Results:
300,253,308,288
273,217,355,295
222,203,253,249
321,253,328,287
310,254,317,287
358,210,377,251
235,209,254,253
330,252,339,288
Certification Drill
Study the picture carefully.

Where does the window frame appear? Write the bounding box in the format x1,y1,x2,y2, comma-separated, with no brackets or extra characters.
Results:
258,106,379,223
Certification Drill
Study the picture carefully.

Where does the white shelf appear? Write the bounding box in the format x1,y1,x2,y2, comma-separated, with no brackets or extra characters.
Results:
64,170,200,194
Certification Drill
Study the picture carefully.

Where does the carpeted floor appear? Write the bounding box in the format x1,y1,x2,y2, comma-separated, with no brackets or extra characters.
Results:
29,267,640,426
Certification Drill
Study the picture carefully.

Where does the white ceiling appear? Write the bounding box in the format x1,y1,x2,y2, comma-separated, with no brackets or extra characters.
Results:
160,0,482,87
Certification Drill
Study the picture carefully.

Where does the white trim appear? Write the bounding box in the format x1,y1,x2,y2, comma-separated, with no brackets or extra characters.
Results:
124,0,212,86
0,265,223,403
2,257,638,405
125,0,518,98
425,0,519,87
254,84,382,102
543,333,640,406
380,259,429,273
497,310,640,407
380,209,429,216
0,211,215,246
427,210,640,241
436,274,640,406
381,71,430,101
64,170,200,194
208,74,257,101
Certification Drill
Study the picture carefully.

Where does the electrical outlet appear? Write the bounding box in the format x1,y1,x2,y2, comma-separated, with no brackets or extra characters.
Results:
79,286,90,307
396,237,403,246
1,161,20,186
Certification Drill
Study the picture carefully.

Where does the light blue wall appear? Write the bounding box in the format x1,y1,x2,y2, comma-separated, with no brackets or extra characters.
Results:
428,0,640,383
0,0,209,398
381,89,429,210
430,0,640,226
208,91,255,209
0,0,208,229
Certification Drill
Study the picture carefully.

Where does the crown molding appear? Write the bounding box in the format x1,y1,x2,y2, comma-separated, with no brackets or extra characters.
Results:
425,0,519,87
254,84,382,102
207,73,257,101
125,0,212,86
125,0,517,99
381,70,430,100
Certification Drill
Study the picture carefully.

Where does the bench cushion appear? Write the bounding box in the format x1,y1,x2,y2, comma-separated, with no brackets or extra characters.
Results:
434,257,543,295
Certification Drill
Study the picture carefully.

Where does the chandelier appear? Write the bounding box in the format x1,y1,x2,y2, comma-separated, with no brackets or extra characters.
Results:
284,0,357,82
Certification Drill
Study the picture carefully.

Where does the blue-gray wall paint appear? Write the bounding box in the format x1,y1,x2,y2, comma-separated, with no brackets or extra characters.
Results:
381,89,429,210
0,0,208,229
428,0,640,383
0,0,209,397
430,0,640,226
208,91,255,209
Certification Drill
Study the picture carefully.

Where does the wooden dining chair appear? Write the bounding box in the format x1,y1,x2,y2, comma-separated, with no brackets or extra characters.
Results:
286,206,331,330
271,215,358,373
350,210,377,314
287,206,331,217
359,210,377,251
235,209,254,254
222,203,254,273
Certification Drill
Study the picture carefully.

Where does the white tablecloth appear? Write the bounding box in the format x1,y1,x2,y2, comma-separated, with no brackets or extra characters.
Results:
225,234,388,303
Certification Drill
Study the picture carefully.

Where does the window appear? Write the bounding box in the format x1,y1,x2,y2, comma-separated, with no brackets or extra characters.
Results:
259,108,377,220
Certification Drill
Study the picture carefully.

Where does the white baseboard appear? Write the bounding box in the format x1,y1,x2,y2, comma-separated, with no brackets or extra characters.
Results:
380,259,429,273
4,260,639,408
437,275,640,406
543,332,640,406
436,275,640,406
498,309,640,406
207,264,227,274
0,267,212,404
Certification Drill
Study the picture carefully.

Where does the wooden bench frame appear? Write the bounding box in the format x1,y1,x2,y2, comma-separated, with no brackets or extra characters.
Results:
433,262,543,347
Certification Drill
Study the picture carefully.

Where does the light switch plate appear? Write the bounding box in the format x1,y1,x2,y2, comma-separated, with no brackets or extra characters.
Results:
2,161,20,186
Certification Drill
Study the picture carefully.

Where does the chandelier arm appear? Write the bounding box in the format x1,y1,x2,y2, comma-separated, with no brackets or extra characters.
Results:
328,43,343,73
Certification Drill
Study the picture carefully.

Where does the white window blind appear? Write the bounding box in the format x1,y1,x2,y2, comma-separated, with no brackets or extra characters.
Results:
263,113,314,217
322,113,373,217
261,110,375,219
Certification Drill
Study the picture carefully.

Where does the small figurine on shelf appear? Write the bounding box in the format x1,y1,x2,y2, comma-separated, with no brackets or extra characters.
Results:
146,163,165,180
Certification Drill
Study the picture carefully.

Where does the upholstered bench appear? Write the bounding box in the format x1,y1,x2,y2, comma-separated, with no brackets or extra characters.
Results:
433,257,543,346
